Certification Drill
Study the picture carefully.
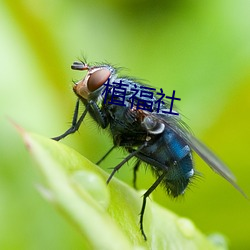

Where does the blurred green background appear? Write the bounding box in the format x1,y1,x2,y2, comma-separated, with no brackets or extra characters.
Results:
1,0,250,249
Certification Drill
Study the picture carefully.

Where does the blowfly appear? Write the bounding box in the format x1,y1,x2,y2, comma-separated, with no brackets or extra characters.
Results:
52,60,246,240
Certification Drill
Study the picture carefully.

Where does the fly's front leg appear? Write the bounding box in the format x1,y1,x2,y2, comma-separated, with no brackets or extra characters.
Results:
52,99,88,141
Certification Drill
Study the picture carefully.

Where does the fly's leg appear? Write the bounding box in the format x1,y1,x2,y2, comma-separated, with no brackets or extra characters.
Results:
88,100,107,129
140,172,167,240
96,146,116,165
133,160,141,189
107,143,146,184
52,99,88,141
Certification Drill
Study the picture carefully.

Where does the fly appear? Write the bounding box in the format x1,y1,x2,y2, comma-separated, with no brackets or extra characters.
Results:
52,60,246,240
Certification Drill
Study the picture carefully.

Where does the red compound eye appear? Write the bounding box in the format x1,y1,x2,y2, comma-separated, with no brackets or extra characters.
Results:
87,68,111,92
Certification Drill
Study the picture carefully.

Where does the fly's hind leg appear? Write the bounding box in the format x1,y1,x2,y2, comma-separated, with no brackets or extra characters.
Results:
140,172,166,240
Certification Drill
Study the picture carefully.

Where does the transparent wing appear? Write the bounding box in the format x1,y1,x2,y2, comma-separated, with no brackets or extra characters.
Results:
150,113,247,198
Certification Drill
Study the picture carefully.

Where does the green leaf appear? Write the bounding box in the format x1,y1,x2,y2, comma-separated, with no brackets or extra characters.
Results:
19,128,227,250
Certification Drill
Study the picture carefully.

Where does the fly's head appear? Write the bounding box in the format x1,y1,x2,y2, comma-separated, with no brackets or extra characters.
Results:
72,61,114,100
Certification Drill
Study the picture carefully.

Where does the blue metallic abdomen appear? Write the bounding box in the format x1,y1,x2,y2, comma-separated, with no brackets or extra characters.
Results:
136,128,194,197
